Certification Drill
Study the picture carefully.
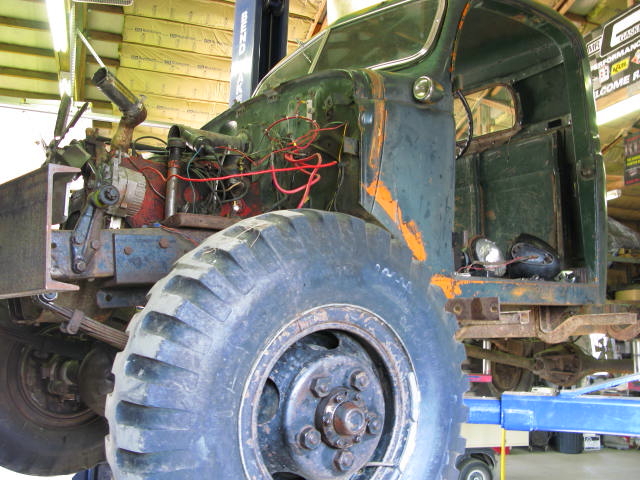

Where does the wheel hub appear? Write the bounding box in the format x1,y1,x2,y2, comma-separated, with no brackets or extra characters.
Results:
258,332,385,479
317,388,370,448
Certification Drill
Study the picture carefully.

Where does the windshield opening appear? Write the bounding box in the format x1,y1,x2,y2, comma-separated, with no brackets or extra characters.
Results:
314,0,440,71
255,33,327,94
255,0,443,95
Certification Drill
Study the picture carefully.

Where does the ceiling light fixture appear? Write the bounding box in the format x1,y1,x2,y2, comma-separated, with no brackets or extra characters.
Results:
606,189,622,202
596,93,640,125
59,72,72,98
45,0,69,53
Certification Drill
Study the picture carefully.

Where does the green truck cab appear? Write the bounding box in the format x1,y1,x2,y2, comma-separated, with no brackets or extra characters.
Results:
0,1,636,479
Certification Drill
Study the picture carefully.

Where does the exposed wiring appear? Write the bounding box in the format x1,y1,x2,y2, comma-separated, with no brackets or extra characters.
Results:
455,90,473,159
456,255,537,274
135,135,168,146
128,158,166,200
131,116,344,213
186,147,203,212
132,136,169,156
170,161,337,183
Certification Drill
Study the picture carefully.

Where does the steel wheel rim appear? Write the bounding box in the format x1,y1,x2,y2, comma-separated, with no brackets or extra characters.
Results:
9,340,95,428
239,304,417,479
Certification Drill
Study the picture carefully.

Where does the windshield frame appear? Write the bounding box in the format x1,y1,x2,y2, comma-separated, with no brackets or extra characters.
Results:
253,0,447,95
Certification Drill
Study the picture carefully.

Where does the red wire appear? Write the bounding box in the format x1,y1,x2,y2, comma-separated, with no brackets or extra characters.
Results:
140,166,168,182
170,161,337,183
135,117,345,209
271,154,322,194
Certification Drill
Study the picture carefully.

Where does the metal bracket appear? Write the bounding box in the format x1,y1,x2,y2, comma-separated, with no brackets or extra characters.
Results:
0,165,80,299
446,297,500,321
456,308,638,343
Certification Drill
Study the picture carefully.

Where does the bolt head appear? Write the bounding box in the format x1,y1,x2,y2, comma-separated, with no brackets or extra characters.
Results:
335,393,345,403
334,450,355,472
354,434,362,443
73,259,87,273
299,426,321,450
367,414,382,435
322,413,332,425
311,377,330,398
350,370,370,391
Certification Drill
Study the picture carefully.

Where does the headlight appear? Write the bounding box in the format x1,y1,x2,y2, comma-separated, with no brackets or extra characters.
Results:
471,237,506,277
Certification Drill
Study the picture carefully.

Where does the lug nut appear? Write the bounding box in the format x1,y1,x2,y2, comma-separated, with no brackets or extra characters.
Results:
311,377,330,397
350,370,370,391
299,426,321,450
322,413,332,425
367,414,382,435
334,450,355,472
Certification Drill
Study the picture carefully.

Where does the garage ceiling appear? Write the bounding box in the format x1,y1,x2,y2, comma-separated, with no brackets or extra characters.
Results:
0,0,326,136
0,0,638,218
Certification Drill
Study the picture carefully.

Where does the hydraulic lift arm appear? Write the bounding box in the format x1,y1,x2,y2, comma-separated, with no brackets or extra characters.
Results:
465,373,640,436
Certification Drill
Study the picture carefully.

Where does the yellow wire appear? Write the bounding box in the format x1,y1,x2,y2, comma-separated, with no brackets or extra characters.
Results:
500,428,507,480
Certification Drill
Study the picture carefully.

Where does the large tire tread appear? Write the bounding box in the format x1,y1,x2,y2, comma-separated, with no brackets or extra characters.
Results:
107,210,467,479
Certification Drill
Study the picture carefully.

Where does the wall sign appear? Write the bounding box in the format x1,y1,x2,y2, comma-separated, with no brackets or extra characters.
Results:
585,3,640,104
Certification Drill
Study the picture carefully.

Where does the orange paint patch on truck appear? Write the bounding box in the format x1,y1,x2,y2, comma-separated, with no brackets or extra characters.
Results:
430,274,462,299
366,180,427,261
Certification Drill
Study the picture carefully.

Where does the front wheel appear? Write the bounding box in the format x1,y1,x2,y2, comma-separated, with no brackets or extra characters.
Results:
106,210,467,479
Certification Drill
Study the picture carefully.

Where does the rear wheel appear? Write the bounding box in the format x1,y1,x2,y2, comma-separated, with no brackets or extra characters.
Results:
0,326,106,475
106,210,467,479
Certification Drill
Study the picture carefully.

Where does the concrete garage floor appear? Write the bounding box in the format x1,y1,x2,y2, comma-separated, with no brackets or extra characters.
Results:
499,447,640,479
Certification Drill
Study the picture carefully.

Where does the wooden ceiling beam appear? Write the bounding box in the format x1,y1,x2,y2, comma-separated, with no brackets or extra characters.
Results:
554,0,577,15
73,3,89,103
306,0,327,40
86,4,124,15
0,17,121,46
0,87,58,100
87,57,119,69
88,99,112,111
608,207,640,222
0,42,53,58
0,15,48,31
87,30,122,44
0,66,57,81
608,196,640,209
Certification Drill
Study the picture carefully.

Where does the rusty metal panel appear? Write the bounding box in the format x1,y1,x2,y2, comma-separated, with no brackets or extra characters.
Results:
0,165,80,299
163,212,240,230
50,230,116,280
114,233,192,285
446,297,500,321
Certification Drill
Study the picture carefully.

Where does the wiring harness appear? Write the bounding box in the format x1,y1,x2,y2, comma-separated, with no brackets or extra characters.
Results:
130,115,344,214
